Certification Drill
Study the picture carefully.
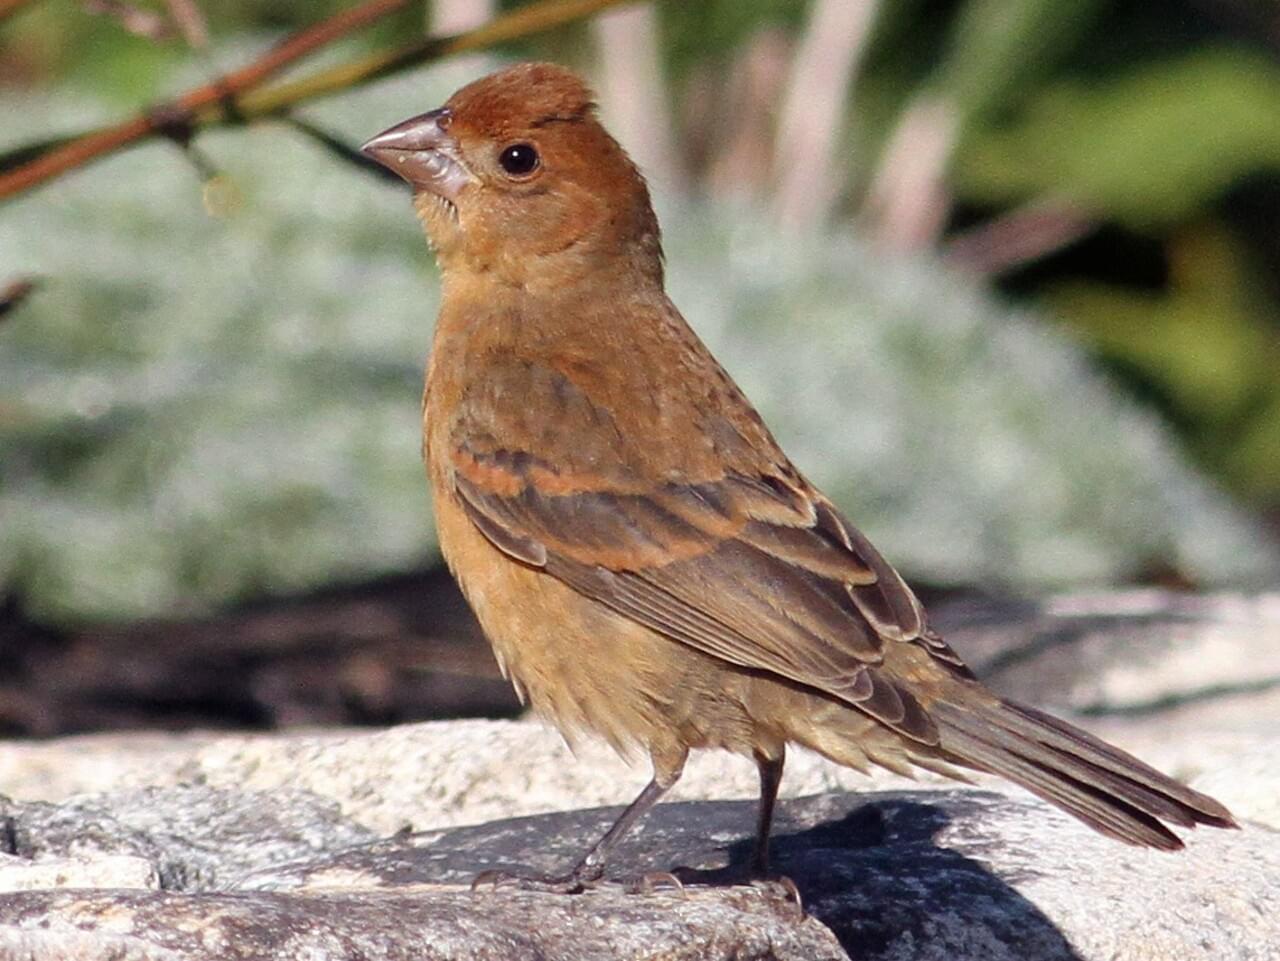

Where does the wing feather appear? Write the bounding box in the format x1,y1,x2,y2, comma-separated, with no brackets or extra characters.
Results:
452,447,948,745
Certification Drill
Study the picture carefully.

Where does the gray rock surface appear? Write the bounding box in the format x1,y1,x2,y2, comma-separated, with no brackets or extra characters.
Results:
0,885,843,961
4,591,1278,832
945,591,1280,719
2,590,1278,959
0,786,1275,961
0,787,375,891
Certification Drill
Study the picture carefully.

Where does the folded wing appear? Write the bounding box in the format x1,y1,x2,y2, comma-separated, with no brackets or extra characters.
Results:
451,443,973,746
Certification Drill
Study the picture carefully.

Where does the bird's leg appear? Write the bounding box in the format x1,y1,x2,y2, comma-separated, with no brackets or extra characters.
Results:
565,770,678,886
751,747,785,876
748,748,803,915
473,751,686,894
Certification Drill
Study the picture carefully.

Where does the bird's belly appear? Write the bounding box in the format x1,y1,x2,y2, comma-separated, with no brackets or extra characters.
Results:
433,490,769,763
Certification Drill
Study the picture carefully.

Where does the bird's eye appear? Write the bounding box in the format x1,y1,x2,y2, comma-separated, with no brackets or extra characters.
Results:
498,143,540,177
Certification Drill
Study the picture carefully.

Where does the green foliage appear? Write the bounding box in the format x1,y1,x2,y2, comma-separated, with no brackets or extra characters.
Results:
657,0,805,83
953,49,1280,227
930,0,1104,122
936,40,1280,505
870,8,1280,510
1,60,1274,623
1046,227,1280,501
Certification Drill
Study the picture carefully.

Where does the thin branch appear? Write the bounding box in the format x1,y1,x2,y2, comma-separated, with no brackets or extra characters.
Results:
772,0,880,230
283,115,405,184
943,197,1095,275
861,93,958,252
0,277,38,322
194,0,411,95
163,0,210,49
237,0,631,116
0,0,633,202
83,0,173,40
0,0,412,199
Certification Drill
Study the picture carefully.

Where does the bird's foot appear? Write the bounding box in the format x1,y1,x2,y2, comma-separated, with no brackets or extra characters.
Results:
665,863,805,919
470,867,592,894
622,870,687,897
750,874,804,918
470,867,686,896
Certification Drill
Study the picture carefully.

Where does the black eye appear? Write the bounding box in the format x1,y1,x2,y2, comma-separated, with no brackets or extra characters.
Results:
498,143,540,177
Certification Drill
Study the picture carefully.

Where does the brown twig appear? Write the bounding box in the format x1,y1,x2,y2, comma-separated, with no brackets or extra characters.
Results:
772,0,880,229
83,0,173,40
0,0,632,202
163,0,209,49
861,93,958,253
0,0,412,199
235,0,631,115
943,198,1095,275
0,277,38,322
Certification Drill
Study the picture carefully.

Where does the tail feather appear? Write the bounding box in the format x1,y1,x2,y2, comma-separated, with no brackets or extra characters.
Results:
931,695,1237,850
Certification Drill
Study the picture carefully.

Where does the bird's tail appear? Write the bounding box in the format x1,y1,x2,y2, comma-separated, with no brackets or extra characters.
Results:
930,694,1237,849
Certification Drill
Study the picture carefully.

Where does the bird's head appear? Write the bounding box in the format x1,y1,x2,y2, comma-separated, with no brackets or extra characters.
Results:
362,62,662,291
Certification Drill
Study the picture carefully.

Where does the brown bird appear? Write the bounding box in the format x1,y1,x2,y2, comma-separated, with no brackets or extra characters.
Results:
362,62,1236,890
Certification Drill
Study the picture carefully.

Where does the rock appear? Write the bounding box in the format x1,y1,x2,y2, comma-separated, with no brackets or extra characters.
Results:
0,719,932,836
1178,739,1280,836
0,786,1275,961
941,591,1280,721
0,885,843,961
0,787,376,892
5,589,1277,822
3,590,1279,958
0,852,156,892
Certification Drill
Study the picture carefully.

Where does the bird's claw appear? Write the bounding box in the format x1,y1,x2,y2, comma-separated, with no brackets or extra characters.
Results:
469,868,514,893
751,875,805,919
623,870,687,898
470,867,688,897
469,868,591,894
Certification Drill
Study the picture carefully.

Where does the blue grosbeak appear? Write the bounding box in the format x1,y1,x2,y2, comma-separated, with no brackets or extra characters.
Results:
362,62,1234,891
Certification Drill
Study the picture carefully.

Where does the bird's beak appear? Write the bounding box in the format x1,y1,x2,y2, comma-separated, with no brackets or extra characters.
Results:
361,107,471,203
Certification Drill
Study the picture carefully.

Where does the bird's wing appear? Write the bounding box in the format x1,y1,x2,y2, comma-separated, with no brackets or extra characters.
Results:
449,435,968,747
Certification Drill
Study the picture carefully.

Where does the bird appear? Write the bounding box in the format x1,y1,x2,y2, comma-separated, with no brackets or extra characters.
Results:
361,61,1236,891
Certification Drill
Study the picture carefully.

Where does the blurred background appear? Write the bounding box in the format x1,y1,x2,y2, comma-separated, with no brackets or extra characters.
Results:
0,0,1277,738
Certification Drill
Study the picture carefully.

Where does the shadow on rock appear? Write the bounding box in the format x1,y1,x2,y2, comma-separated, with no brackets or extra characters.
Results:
768,796,1082,959
276,789,1085,961
665,793,1085,961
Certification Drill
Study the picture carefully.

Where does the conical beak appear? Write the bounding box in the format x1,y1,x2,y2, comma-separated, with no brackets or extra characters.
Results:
361,108,471,201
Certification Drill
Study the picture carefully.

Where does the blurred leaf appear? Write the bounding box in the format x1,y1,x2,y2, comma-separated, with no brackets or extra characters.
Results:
932,0,1104,122
658,0,805,82
953,49,1280,226
1045,225,1280,497
1048,226,1271,419
0,277,38,320
1227,393,1280,500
